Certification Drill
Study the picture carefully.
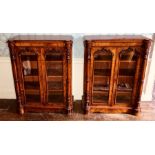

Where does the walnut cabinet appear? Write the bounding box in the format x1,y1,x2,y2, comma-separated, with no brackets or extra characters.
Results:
8,35,73,114
83,36,151,114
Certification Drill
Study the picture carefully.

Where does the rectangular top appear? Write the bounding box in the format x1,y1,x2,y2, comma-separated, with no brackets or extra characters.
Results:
8,35,73,41
84,35,151,41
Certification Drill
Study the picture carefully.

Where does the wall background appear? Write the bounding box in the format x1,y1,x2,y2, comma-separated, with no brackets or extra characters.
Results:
0,33,153,57
0,33,154,101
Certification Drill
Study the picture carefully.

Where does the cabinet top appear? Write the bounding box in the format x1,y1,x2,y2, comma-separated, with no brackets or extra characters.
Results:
84,35,152,41
8,35,73,41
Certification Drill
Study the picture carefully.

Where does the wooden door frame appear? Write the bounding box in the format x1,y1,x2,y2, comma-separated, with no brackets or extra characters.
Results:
114,46,142,108
16,46,43,106
90,46,117,106
43,46,67,107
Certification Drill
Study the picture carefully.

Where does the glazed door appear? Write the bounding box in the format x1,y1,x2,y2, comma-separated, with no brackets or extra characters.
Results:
114,47,142,107
16,47,42,105
44,47,66,105
91,47,116,106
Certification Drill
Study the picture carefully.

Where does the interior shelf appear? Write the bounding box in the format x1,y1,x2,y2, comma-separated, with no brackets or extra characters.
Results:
93,90,109,94
45,54,63,61
24,76,39,81
21,55,38,61
25,89,40,95
116,95,131,103
48,93,64,103
25,94,40,103
119,69,135,76
117,82,133,91
47,76,63,83
47,76,63,81
117,88,132,92
48,90,64,92
23,69,39,76
93,85,109,91
94,60,112,63
119,62,136,70
93,94,109,103
46,69,63,76
48,81,63,90
24,81,40,89
94,69,111,76
46,60,62,63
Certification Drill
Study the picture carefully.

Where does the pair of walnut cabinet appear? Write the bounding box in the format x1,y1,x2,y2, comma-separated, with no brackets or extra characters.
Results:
8,35,151,115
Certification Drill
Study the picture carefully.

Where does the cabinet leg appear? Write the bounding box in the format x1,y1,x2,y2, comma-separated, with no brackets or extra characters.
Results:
67,107,72,115
67,96,73,115
131,108,140,116
19,105,24,115
85,104,89,114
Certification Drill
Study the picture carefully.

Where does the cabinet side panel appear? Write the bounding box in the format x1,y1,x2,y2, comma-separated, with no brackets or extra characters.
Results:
136,40,152,107
8,42,24,114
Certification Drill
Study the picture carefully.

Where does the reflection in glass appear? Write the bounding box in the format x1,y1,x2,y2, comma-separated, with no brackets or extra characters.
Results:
21,52,40,104
23,59,31,75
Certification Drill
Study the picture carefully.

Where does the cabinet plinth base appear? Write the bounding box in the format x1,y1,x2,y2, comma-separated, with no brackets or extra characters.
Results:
82,96,139,115
85,105,140,115
21,104,73,114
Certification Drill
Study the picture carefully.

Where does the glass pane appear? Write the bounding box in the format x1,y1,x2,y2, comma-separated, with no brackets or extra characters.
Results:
21,52,40,104
45,50,64,104
48,81,63,90
92,49,113,105
93,92,109,103
26,94,40,103
48,92,64,103
46,61,63,76
46,50,63,61
116,48,138,106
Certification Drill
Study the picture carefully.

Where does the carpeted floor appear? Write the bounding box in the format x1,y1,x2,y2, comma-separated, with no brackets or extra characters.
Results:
0,99,155,121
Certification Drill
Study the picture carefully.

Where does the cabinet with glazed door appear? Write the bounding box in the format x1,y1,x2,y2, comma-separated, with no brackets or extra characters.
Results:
8,35,73,114
83,36,151,114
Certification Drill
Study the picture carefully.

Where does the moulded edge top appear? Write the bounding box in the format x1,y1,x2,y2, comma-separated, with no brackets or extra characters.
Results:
83,35,152,42
8,35,73,41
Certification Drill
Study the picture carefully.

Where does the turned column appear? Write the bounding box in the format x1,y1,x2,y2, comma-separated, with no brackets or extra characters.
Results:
66,41,73,114
84,41,91,114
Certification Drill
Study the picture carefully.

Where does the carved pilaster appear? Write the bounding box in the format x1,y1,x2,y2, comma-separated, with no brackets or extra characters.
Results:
65,41,72,60
8,42,16,61
135,42,150,108
17,93,24,115
86,41,91,60
84,41,92,114
65,41,72,114
85,93,90,114
144,51,148,60
15,79,19,83
67,96,72,114
12,53,16,61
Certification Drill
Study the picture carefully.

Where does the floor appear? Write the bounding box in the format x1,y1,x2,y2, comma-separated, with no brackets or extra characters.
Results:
0,99,155,121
